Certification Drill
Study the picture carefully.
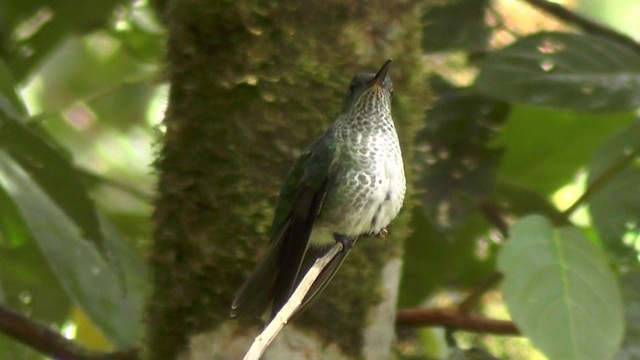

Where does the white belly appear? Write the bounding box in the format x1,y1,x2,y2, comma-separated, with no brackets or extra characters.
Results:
313,136,405,243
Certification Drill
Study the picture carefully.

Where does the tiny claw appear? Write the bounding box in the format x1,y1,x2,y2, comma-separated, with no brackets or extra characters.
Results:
375,228,388,239
334,234,354,251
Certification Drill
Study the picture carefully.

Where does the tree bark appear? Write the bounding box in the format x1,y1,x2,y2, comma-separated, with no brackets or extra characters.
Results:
147,1,425,359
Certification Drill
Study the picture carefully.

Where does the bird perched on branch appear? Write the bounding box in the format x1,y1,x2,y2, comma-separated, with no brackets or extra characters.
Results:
231,59,405,320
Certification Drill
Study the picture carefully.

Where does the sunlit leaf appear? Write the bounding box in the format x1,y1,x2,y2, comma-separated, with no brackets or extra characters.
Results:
71,306,112,350
588,119,640,263
493,105,635,194
0,151,144,347
499,215,624,360
474,32,640,111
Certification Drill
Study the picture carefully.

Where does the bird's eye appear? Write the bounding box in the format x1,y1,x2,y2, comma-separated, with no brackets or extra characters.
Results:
348,83,356,94
390,88,394,97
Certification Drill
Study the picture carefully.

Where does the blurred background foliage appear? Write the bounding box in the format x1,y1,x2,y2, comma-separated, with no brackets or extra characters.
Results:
0,0,161,358
0,0,639,359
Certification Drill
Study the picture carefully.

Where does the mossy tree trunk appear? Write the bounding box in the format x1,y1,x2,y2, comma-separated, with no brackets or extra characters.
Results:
148,1,425,359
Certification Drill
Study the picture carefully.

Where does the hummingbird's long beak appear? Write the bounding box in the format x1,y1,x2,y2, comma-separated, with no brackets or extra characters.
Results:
372,59,393,87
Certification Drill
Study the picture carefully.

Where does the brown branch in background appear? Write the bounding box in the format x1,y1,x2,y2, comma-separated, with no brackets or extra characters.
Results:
397,308,519,335
522,0,640,55
0,303,138,360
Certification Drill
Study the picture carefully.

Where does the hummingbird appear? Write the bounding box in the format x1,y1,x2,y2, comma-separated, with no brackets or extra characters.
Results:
231,59,405,320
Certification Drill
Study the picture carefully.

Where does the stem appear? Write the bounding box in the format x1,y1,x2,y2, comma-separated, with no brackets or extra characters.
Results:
0,303,138,360
561,143,640,221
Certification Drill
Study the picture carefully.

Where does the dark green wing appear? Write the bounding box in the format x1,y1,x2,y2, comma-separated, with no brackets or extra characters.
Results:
231,133,338,319
290,237,355,319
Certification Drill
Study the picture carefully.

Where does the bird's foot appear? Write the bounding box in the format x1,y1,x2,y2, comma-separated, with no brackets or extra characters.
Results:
375,228,389,239
334,234,354,251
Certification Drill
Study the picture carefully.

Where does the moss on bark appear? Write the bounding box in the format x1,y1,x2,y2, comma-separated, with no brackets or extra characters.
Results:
147,1,426,358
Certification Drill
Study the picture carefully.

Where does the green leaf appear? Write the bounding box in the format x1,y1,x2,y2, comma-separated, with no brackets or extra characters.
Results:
0,60,27,119
448,346,501,360
416,75,508,228
587,119,640,262
399,207,497,307
0,334,44,360
499,215,624,360
421,0,491,52
1,0,128,80
0,117,107,255
616,270,640,360
0,185,31,247
0,151,144,347
494,105,635,194
491,181,564,224
473,32,640,111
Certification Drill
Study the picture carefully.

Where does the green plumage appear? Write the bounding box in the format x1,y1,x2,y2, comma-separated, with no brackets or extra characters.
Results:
231,60,405,320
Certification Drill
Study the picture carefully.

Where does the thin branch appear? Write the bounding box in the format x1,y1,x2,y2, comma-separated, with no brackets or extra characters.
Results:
27,71,161,124
522,0,640,56
0,303,138,360
243,242,344,360
561,143,640,221
396,307,519,336
77,167,152,202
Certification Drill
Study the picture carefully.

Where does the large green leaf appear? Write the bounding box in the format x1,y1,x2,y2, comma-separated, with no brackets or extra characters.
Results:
0,151,144,347
494,105,635,194
421,0,491,52
473,32,640,111
0,62,109,254
587,119,640,262
499,215,624,360
0,117,107,254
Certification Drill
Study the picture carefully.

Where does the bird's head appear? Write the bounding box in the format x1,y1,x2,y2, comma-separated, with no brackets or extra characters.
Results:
341,59,394,115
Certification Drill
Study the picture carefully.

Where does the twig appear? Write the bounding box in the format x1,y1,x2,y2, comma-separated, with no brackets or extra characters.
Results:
77,166,152,201
560,143,640,221
243,242,344,360
521,0,640,56
396,308,519,335
0,303,138,360
27,72,160,124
